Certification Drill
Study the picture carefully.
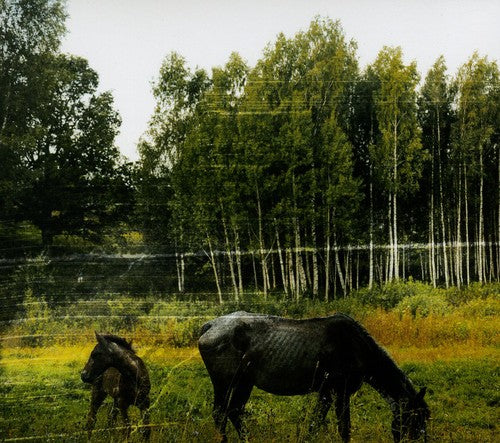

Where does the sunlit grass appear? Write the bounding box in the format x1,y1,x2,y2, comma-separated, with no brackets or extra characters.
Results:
1,283,498,441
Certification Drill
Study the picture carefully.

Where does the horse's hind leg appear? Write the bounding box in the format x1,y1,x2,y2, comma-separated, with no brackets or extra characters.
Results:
227,382,253,440
334,388,351,443
86,386,106,440
212,384,230,442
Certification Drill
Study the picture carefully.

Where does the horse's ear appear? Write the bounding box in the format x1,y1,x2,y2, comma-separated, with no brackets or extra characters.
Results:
417,387,427,399
95,332,107,347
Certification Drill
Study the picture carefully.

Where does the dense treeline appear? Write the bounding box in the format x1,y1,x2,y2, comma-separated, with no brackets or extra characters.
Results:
1,3,499,300
0,0,133,247
138,17,499,299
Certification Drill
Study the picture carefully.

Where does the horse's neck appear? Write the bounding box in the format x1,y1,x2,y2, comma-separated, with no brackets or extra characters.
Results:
366,356,415,408
113,350,143,384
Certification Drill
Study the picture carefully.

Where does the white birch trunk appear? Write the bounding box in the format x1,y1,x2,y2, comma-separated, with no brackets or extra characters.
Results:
221,215,239,301
325,209,331,301
393,118,399,280
256,184,268,297
274,222,288,296
464,163,470,285
478,144,485,282
311,224,319,297
234,226,244,295
369,172,374,289
206,234,223,304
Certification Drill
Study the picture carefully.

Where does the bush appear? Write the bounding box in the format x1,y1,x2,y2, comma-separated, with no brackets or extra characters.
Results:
444,282,500,306
456,296,499,317
354,280,435,310
395,292,451,318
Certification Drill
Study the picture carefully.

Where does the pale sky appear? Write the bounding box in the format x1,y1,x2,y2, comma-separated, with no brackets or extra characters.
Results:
61,0,500,162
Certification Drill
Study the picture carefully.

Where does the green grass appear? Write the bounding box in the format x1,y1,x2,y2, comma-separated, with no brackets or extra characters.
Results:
1,346,498,442
1,282,498,441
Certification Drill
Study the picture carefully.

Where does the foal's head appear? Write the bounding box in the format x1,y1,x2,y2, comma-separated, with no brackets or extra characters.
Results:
80,332,133,383
393,387,430,442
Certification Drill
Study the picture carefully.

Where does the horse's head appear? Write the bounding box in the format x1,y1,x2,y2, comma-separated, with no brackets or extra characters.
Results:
81,332,126,383
392,387,430,442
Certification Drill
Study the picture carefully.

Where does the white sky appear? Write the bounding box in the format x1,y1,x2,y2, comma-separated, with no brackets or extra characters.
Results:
61,0,500,162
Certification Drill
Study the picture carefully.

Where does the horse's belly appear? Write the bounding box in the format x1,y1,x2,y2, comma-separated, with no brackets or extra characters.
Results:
252,348,325,395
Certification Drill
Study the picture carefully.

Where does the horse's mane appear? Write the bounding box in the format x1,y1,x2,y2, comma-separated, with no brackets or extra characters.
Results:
334,313,416,397
102,334,135,353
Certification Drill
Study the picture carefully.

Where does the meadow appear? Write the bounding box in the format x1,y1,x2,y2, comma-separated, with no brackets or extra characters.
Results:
1,282,499,442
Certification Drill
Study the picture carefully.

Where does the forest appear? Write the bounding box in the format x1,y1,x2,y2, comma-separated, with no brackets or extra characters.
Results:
2,2,498,301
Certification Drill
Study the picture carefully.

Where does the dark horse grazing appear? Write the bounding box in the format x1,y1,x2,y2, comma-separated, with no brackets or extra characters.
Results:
199,311,430,442
81,333,151,440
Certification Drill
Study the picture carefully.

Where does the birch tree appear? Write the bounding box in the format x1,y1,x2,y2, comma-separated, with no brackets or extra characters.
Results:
370,47,425,281
419,56,454,287
452,53,499,283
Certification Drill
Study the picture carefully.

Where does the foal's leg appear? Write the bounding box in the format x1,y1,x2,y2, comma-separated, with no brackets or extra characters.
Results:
108,398,119,429
334,387,351,443
86,386,106,440
117,400,131,440
226,383,253,440
138,398,151,440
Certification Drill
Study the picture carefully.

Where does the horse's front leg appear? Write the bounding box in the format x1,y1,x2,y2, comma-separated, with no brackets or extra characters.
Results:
86,386,106,440
334,388,351,443
138,398,151,440
108,399,119,429
118,401,131,440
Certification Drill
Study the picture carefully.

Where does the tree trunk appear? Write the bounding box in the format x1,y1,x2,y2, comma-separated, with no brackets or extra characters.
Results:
221,214,239,301
393,117,399,280
369,169,374,289
334,233,346,296
234,226,244,295
324,208,331,301
311,224,319,297
464,163,470,285
205,234,223,304
456,168,463,288
275,221,288,296
478,144,485,282
175,251,185,293
255,184,268,297
388,193,394,282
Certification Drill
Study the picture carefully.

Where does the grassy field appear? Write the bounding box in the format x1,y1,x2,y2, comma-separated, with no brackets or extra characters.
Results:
1,283,499,442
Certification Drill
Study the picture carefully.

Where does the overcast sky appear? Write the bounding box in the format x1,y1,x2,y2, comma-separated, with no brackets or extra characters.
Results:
60,0,500,162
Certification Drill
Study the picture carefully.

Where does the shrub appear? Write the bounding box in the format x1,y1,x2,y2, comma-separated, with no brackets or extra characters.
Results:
354,280,435,310
395,293,451,318
20,288,51,346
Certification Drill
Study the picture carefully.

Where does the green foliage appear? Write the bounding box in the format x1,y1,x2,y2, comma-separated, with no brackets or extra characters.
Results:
354,280,432,309
20,288,50,346
1,1,132,246
395,292,451,317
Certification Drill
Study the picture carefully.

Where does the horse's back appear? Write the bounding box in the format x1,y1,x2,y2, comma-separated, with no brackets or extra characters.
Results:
199,312,372,395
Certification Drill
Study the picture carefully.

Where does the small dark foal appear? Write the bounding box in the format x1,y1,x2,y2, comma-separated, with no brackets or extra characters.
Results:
81,332,151,440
